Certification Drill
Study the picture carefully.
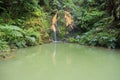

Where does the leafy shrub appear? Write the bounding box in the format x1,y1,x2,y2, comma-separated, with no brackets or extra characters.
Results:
0,25,25,48
0,24,44,49
68,37,77,43
74,8,105,31
79,29,117,48
0,40,9,51
24,28,42,45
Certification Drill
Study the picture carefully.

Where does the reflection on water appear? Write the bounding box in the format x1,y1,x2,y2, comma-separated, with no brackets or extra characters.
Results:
0,43,120,80
52,43,57,65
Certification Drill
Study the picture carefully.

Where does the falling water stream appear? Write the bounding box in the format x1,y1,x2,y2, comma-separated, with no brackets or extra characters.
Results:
53,31,57,42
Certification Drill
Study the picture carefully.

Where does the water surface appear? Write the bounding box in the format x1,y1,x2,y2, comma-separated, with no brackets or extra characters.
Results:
0,43,120,80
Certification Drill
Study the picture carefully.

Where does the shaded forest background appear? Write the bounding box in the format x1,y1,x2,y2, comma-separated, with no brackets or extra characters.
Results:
0,0,120,51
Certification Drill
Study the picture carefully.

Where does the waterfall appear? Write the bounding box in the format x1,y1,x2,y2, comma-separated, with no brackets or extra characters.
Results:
51,13,58,42
53,31,57,42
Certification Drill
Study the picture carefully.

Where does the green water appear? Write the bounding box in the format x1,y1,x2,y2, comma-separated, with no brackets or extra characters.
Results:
0,43,120,80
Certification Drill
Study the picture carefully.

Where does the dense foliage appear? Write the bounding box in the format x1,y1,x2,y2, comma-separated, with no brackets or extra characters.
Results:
0,0,50,51
45,0,120,48
0,0,120,52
